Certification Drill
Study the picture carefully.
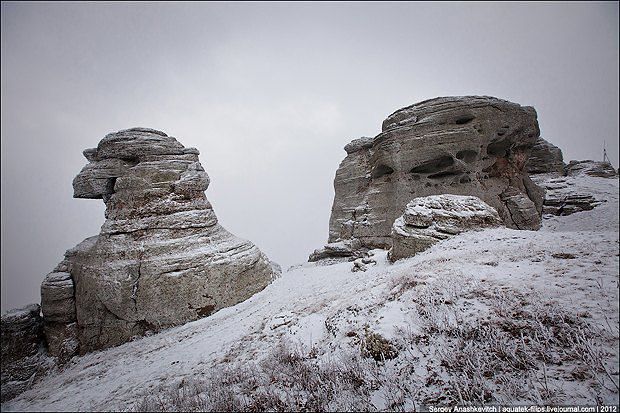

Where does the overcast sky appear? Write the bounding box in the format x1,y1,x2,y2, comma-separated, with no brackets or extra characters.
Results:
1,2,618,312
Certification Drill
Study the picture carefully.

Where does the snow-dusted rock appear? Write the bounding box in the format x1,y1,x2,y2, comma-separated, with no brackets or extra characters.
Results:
326,96,544,256
565,160,618,178
40,273,75,324
40,272,78,360
1,305,42,369
41,128,277,356
388,195,502,261
308,238,364,262
1,305,47,402
532,174,607,217
526,137,565,175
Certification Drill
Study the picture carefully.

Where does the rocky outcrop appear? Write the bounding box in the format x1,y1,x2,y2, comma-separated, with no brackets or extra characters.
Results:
531,175,606,216
1,305,50,402
526,137,565,175
42,128,277,356
388,195,502,261
565,160,618,178
523,138,617,215
40,272,78,361
325,96,544,255
308,239,365,262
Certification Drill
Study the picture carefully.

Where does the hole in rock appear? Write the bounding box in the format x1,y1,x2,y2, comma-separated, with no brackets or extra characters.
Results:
410,155,454,174
371,164,395,179
120,156,140,166
456,149,478,163
496,125,510,137
455,114,475,125
428,171,460,180
459,175,472,184
487,139,511,157
105,177,117,194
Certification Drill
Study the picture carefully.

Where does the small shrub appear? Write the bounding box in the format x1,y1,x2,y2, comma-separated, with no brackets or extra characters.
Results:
362,330,399,362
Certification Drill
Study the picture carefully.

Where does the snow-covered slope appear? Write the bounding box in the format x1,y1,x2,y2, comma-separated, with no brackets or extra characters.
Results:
3,175,619,411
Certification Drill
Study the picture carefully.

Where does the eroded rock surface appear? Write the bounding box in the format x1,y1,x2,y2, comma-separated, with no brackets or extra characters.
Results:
388,195,502,261
326,96,544,254
524,140,617,216
526,137,565,175
531,174,607,216
43,128,277,356
1,305,50,402
308,239,365,262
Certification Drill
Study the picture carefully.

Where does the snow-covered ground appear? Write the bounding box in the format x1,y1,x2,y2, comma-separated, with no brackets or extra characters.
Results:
2,174,619,411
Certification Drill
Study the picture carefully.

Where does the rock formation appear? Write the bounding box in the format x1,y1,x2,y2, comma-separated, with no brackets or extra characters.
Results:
40,272,78,361
1,305,50,402
388,195,502,261
41,128,277,356
524,138,616,216
322,96,544,258
565,160,618,178
526,137,565,175
308,239,365,263
531,176,606,216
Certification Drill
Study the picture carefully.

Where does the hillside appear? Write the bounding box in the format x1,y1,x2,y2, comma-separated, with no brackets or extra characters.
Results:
2,174,618,411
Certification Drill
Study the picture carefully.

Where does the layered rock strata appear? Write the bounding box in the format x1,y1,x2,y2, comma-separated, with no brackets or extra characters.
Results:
388,195,502,261
324,96,544,256
1,305,50,402
565,160,618,178
532,175,606,216
41,128,277,356
524,140,616,216
308,239,365,262
526,137,565,175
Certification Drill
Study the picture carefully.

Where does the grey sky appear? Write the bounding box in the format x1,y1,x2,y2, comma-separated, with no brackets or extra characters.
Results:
1,2,618,311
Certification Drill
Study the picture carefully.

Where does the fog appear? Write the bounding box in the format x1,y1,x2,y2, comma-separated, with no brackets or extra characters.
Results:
1,2,618,311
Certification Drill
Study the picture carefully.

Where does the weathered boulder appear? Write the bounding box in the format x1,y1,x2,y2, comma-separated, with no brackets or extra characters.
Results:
42,128,277,356
326,96,544,254
1,305,42,371
1,304,49,402
40,272,78,361
526,137,565,175
565,160,618,178
388,195,502,261
531,175,606,216
308,239,364,262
